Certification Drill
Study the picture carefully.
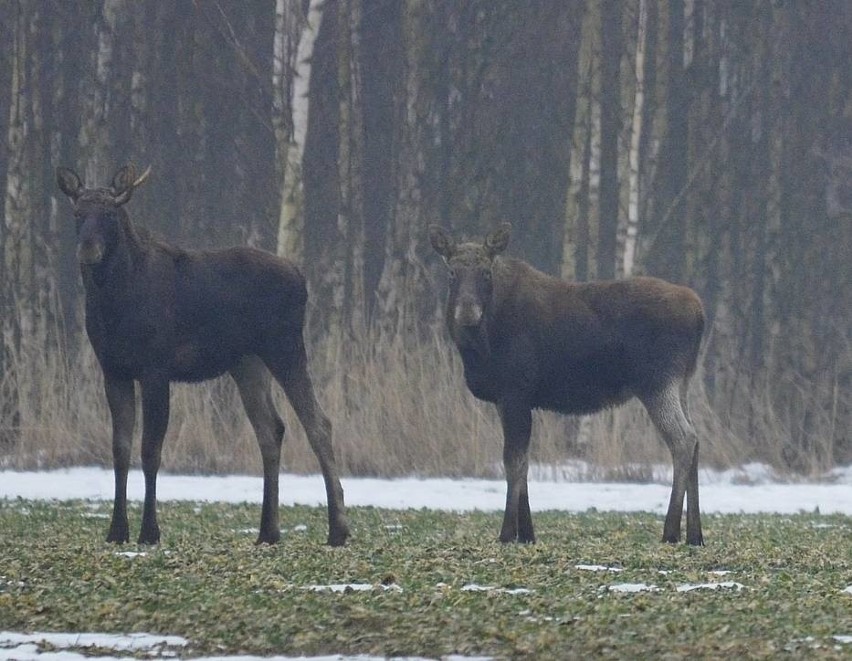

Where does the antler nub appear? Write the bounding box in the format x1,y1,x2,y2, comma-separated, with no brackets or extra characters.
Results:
132,165,151,189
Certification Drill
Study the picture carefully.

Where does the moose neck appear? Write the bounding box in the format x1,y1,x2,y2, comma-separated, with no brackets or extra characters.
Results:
82,216,147,304
451,310,493,367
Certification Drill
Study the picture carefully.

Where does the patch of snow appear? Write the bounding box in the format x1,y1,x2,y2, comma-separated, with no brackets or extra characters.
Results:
0,631,188,652
842,586,852,595
1,466,851,515
834,635,852,644
676,581,746,592
710,570,732,576
575,564,623,573
115,551,147,558
605,583,660,593
292,524,308,532
461,584,532,595
302,583,402,593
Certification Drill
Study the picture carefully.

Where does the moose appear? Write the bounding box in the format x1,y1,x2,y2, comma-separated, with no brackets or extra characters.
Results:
430,223,706,545
56,163,349,547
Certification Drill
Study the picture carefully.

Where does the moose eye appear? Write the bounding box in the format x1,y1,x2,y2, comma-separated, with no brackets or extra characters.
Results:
448,268,457,280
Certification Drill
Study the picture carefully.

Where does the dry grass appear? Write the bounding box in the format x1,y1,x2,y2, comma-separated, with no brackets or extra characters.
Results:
0,328,847,480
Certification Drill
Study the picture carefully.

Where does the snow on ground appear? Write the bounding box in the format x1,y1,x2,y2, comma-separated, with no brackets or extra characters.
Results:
1,464,851,515
1,465,850,660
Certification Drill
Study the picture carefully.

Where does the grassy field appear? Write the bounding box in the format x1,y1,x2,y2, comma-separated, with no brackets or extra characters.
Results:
1,499,850,659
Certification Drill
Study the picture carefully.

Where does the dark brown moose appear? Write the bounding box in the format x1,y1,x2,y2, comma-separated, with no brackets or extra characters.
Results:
56,164,349,546
430,223,706,545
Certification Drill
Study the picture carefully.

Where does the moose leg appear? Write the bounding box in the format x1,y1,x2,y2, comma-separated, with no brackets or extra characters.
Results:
685,439,703,545
138,377,170,545
497,400,534,543
642,384,701,545
104,373,136,543
231,356,284,545
265,350,349,547
679,379,703,545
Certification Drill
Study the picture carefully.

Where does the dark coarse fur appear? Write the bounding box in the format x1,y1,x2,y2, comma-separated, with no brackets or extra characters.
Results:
57,164,348,547
431,223,705,545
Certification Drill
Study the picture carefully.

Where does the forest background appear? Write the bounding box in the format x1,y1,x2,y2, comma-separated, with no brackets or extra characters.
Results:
0,0,849,479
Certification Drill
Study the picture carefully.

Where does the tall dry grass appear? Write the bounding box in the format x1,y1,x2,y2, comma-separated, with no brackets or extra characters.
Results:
0,326,847,481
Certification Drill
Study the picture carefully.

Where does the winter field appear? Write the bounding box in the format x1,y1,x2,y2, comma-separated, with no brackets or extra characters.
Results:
1,465,851,659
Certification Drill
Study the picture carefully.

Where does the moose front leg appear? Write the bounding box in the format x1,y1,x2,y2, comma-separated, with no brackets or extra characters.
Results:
138,377,170,545
497,399,534,543
104,373,136,543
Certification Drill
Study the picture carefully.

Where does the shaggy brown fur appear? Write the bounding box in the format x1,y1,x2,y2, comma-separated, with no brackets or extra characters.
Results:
57,164,348,546
431,223,705,545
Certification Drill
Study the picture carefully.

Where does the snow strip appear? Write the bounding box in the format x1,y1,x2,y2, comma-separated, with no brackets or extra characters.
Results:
2,467,851,515
676,581,746,592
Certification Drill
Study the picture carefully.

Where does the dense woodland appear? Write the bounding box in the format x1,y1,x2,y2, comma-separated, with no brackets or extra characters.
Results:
0,0,850,473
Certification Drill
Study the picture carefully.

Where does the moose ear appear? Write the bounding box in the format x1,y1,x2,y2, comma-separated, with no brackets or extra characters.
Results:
484,222,511,257
110,164,136,197
56,167,84,201
111,164,151,206
429,225,456,260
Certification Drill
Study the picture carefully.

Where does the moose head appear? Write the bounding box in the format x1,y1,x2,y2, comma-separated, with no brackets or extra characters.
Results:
56,164,151,266
429,223,511,329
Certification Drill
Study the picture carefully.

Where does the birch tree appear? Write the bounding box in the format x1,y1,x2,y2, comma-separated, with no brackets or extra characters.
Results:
598,0,622,280
561,0,600,282
276,0,324,263
1,1,34,441
622,0,648,277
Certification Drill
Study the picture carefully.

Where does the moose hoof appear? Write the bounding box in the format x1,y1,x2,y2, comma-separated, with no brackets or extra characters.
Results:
137,529,160,545
106,522,129,544
327,524,350,547
255,530,281,545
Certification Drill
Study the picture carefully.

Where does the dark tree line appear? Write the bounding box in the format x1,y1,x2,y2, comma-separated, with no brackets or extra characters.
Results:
1,0,850,468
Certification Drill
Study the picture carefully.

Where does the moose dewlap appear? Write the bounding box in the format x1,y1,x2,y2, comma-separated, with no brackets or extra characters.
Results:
431,223,705,545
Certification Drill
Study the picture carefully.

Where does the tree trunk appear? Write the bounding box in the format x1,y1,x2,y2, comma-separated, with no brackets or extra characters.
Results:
78,0,125,184
332,0,367,353
622,0,648,277
375,0,430,342
597,0,621,280
276,0,324,263
561,0,599,282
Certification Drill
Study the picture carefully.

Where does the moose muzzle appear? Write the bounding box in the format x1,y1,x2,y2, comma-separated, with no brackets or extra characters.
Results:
77,240,105,265
453,297,484,327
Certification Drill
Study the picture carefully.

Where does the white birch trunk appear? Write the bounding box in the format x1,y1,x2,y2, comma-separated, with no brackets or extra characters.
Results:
276,0,324,262
79,0,124,184
2,4,36,436
3,5,32,361
561,1,599,281
622,0,648,277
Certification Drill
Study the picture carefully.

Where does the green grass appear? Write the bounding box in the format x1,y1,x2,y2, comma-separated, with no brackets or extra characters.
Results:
1,500,850,659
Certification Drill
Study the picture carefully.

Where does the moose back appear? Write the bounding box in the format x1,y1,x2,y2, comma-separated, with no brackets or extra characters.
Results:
56,164,349,547
431,223,705,545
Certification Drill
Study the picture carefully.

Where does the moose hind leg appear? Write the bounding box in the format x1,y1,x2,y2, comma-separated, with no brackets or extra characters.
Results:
685,437,703,545
231,356,284,545
642,384,700,545
104,374,136,543
265,349,349,547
